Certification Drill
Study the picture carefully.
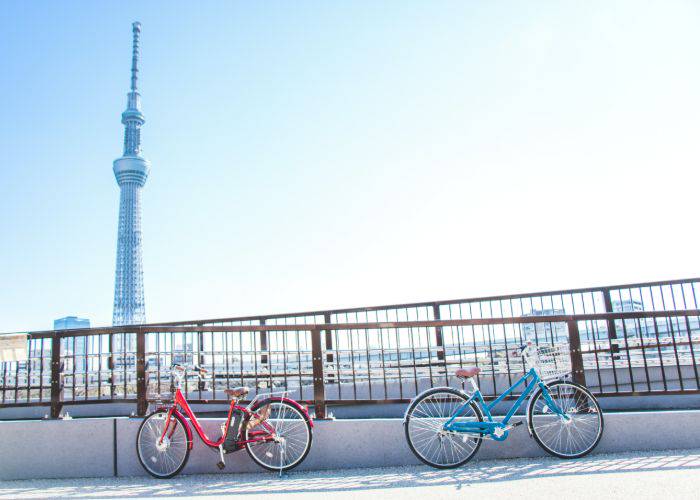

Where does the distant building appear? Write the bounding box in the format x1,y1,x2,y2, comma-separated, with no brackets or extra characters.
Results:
524,308,566,318
522,308,568,342
54,316,91,330
612,299,644,312
54,316,91,371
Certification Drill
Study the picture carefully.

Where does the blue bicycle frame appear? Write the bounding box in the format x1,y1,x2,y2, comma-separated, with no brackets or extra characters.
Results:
443,368,569,441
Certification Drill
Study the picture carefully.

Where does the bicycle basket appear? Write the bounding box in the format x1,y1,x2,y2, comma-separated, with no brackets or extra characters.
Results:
524,343,572,381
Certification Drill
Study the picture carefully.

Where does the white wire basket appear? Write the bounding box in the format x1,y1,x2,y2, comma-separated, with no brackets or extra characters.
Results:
523,343,572,381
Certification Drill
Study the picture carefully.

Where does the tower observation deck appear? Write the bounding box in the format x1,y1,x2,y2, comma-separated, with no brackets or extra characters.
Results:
112,22,150,326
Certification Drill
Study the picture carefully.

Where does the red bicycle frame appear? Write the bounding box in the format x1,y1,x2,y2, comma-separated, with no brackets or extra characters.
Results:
157,387,312,450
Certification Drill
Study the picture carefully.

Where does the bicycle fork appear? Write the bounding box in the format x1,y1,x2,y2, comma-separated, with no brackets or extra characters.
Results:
158,409,176,447
536,383,571,421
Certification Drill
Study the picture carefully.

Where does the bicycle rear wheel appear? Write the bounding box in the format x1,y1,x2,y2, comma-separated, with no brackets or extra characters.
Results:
528,381,604,458
136,410,191,478
244,399,313,472
404,388,483,469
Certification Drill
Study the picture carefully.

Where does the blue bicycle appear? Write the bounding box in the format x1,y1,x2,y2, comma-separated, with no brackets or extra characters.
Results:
404,343,604,468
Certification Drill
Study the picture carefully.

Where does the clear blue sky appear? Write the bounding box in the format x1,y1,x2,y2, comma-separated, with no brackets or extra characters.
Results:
1,1,698,332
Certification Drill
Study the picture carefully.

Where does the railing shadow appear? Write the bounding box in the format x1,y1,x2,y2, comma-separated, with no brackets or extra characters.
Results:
1,449,700,498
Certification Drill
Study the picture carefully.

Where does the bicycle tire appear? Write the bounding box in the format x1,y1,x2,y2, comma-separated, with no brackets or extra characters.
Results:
136,410,191,479
528,381,604,459
404,387,483,469
244,398,313,472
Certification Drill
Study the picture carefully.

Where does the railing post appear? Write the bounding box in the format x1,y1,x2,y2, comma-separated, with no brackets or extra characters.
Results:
197,331,205,366
136,329,147,416
603,289,619,339
50,333,63,419
108,333,116,398
310,328,327,419
567,320,586,385
323,313,334,384
603,289,621,359
433,303,445,361
260,319,268,365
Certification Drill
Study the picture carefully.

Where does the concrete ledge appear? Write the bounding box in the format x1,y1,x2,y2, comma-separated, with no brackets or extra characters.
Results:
2,410,700,480
0,418,114,480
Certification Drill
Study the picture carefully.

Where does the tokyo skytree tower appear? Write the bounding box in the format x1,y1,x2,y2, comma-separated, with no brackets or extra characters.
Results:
112,22,150,326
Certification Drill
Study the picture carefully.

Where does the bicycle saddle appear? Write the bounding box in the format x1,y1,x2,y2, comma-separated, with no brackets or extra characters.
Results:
455,366,481,379
224,386,250,398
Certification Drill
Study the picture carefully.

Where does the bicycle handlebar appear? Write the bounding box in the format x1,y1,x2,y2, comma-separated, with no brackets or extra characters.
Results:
511,342,535,358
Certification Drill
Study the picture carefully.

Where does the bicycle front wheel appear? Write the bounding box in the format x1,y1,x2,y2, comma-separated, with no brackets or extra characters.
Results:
244,399,313,472
136,410,191,479
404,388,483,469
528,381,604,459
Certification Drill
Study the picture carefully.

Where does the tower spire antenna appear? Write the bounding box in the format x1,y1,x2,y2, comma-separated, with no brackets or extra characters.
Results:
130,22,141,92
121,21,145,156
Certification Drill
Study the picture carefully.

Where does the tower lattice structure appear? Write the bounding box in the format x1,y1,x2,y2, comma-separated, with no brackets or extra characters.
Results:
112,22,150,326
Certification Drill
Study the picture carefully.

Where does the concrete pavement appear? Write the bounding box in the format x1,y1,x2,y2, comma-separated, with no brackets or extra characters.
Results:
1,448,699,499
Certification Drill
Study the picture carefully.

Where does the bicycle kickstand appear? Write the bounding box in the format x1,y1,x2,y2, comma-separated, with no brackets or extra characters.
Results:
217,445,226,470
278,441,286,479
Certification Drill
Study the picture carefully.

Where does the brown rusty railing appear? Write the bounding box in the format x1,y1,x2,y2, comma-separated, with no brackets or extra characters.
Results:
2,308,700,420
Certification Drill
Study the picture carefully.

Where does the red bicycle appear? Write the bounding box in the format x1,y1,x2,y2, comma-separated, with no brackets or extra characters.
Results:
136,364,314,478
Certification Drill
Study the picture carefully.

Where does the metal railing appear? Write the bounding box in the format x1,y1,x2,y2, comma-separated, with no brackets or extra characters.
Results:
161,277,700,326
2,310,700,419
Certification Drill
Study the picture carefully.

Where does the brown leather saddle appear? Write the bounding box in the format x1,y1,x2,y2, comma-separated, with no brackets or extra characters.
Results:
455,366,481,379
224,386,250,398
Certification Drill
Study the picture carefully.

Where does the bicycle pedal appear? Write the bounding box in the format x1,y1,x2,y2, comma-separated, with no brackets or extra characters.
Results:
510,421,524,428
217,461,226,470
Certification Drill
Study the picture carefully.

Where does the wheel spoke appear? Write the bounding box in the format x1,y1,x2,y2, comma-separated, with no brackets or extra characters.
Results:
406,390,481,468
530,383,603,458
245,401,311,471
137,412,189,478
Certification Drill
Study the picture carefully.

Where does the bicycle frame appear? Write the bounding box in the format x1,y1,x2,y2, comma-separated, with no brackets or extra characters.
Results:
156,387,278,450
444,368,569,441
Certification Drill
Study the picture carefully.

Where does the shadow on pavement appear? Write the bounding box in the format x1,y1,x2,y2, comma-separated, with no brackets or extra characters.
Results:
1,449,700,498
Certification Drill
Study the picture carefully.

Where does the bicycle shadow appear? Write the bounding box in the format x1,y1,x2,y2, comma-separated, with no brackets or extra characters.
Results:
1,449,700,498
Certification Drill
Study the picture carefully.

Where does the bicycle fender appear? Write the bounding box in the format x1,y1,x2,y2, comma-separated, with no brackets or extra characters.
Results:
525,399,535,437
402,386,471,424
525,382,560,438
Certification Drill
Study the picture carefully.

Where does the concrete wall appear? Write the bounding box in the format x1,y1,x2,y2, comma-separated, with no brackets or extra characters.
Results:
0,418,114,480
2,410,700,480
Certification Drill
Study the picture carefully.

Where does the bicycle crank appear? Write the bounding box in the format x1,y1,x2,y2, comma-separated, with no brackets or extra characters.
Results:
488,421,524,441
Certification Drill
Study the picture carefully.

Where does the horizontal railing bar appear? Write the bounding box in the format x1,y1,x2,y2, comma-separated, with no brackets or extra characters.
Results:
0,398,139,409
592,390,700,397
10,391,699,410
584,339,700,355
0,402,53,408
16,309,700,338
